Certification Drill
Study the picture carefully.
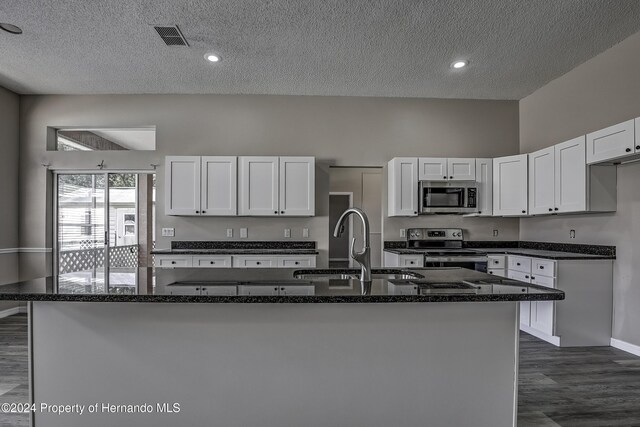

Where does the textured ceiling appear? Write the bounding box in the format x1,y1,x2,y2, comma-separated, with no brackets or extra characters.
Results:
1,0,640,99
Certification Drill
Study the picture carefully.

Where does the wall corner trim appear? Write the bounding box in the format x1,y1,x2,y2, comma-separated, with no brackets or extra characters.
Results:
610,337,640,357
0,248,52,254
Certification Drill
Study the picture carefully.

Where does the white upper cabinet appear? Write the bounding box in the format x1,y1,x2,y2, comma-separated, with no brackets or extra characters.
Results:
166,156,238,216
493,154,528,216
447,158,476,181
475,158,493,216
165,156,202,215
555,137,587,213
418,158,448,181
238,156,280,216
586,119,635,164
528,146,556,215
201,156,237,216
387,157,418,217
239,156,315,216
279,157,315,216
418,158,475,181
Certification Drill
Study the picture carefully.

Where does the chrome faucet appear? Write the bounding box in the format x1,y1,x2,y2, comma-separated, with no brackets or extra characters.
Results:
333,208,371,284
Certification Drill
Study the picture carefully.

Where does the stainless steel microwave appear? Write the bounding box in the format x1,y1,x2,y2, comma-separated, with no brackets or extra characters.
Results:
419,181,478,214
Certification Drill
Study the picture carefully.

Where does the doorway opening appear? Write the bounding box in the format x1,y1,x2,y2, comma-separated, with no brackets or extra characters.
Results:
329,167,383,268
54,172,155,292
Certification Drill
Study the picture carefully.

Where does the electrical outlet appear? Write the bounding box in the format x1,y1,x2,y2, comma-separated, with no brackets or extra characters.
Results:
493,229,499,237
570,229,576,239
302,228,309,238
400,229,406,238
226,228,233,238
284,228,291,238
161,228,175,237
240,228,248,238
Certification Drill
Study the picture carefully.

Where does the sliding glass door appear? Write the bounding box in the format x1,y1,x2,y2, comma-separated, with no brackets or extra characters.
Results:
56,172,155,293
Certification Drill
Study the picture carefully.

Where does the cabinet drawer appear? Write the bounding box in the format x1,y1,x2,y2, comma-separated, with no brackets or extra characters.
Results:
507,270,532,283
167,285,200,295
201,285,238,296
531,275,555,289
487,255,506,269
532,258,556,278
487,268,506,278
508,256,531,273
279,256,316,268
232,256,278,268
399,256,424,267
156,255,193,268
237,285,280,296
278,285,315,296
192,256,233,268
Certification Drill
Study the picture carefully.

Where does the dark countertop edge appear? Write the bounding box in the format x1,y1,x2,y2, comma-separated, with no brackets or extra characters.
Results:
152,250,320,255
382,248,615,260
171,241,317,250
0,293,564,303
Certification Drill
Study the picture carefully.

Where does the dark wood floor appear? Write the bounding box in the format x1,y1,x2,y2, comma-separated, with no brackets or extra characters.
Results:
1,313,640,426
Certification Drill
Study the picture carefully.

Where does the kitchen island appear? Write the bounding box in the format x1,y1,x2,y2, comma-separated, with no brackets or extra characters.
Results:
0,267,563,427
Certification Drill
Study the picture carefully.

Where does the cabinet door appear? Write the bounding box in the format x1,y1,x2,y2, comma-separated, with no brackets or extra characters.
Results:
447,158,476,181
387,158,418,217
528,146,556,215
238,157,279,216
201,157,237,216
555,136,586,213
530,301,554,336
165,156,201,215
493,154,528,216
279,157,315,216
418,158,448,181
586,119,635,164
520,302,531,327
475,159,493,216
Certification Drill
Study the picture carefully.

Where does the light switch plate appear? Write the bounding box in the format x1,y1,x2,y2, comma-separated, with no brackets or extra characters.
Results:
240,228,248,238
400,229,406,238
493,230,499,237
284,228,291,238
161,228,175,237
226,228,233,238
302,228,309,238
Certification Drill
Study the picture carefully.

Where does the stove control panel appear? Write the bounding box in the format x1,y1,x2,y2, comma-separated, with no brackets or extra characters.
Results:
407,228,464,241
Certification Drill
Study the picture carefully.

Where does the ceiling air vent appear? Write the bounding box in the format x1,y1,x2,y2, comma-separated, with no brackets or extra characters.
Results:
154,25,189,46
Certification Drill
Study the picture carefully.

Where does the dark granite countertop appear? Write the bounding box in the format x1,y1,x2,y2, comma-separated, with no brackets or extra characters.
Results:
152,240,319,255
383,240,615,260
0,267,564,303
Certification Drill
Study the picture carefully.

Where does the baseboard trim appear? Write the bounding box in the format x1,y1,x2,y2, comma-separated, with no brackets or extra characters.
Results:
520,324,561,346
0,307,21,318
18,306,28,314
0,248,52,254
610,338,640,357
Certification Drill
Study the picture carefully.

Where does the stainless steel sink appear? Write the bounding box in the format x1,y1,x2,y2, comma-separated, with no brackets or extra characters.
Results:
293,270,423,281
293,274,358,281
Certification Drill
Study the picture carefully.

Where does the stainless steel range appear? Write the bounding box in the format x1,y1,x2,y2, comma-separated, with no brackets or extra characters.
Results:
406,228,488,272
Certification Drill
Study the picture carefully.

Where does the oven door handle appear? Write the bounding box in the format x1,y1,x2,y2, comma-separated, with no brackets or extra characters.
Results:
424,256,488,263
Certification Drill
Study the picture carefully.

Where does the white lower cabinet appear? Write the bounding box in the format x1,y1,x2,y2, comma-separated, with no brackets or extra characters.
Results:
506,254,613,347
383,252,424,268
157,254,316,269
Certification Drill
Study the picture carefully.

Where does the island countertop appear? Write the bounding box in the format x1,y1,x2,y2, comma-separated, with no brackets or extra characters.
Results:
0,267,564,303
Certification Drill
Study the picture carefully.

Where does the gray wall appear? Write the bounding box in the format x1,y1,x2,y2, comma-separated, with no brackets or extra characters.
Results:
19,94,519,273
519,30,640,347
0,86,20,310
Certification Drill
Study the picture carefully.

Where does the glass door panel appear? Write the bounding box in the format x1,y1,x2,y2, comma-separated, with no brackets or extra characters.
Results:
57,174,106,292
108,173,138,293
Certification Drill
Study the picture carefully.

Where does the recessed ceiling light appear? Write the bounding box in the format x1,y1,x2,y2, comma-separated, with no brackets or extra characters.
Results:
451,60,469,69
0,23,22,35
205,53,221,63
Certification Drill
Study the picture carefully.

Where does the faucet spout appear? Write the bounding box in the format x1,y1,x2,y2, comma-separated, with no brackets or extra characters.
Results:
333,208,371,283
